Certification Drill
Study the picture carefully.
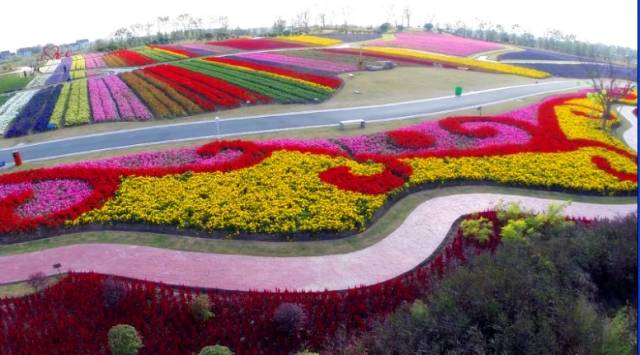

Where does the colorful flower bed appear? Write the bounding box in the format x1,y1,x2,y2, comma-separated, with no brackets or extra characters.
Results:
103,49,156,67
4,85,61,137
235,52,358,74
84,53,106,69
513,62,636,80
209,38,305,50
0,92,635,236
277,34,342,46
87,75,152,122
349,47,551,78
0,210,498,354
368,32,504,56
45,57,71,85
174,43,236,56
50,79,91,127
134,46,185,62
0,90,37,135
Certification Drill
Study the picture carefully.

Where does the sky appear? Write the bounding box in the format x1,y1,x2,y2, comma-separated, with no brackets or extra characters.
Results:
0,0,636,52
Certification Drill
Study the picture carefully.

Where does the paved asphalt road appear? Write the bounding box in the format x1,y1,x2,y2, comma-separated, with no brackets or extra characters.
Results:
0,80,583,165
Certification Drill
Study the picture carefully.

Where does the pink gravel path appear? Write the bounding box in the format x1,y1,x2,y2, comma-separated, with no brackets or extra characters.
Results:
0,194,634,291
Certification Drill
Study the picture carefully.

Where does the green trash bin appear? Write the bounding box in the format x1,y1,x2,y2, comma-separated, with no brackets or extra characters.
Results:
455,86,463,96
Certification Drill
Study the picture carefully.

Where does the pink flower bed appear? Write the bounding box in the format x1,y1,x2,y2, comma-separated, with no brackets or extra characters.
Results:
237,52,358,73
88,78,119,122
369,32,503,56
0,180,92,218
73,148,243,169
103,75,152,120
84,53,106,69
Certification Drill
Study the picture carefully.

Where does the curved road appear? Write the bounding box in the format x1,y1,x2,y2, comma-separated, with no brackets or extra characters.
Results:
0,193,634,291
0,80,583,165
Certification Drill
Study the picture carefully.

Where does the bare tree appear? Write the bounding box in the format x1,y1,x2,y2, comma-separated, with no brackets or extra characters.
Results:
218,16,229,31
582,57,637,131
272,17,286,35
112,27,133,43
129,23,143,38
144,23,154,37
157,16,170,34
403,6,411,28
318,13,326,29
296,10,311,33
27,272,48,292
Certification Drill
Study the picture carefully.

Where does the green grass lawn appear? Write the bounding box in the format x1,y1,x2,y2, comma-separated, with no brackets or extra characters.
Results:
0,73,32,94
0,185,633,258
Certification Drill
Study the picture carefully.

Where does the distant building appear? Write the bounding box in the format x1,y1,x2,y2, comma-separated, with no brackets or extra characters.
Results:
0,50,12,61
16,46,39,57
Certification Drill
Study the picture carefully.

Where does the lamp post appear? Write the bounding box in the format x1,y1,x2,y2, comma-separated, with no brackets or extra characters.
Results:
215,116,220,139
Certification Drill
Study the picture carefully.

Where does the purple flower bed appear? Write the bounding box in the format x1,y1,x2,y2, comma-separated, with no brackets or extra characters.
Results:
235,52,358,74
5,85,62,137
368,32,503,56
498,48,589,61
516,63,636,80
179,43,236,56
103,75,152,120
45,58,71,85
88,78,119,122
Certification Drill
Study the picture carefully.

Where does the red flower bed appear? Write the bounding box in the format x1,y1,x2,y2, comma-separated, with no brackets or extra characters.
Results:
591,156,637,182
439,117,499,138
388,130,436,149
145,65,240,108
148,44,198,58
0,212,500,354
319,155,412,195
111,49,156,66
204,57,343,89
160,64,271,104
141,68,216,111
209,38,305,51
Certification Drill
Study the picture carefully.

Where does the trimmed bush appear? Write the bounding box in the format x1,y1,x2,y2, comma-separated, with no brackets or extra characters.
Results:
108,324,142,355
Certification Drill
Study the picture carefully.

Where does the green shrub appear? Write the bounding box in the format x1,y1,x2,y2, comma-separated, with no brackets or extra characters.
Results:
460,217,493,242
198,344,234,355
190,294,214,322
108,324,143,355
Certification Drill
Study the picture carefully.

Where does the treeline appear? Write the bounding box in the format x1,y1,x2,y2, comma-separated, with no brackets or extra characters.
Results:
342,214,638,354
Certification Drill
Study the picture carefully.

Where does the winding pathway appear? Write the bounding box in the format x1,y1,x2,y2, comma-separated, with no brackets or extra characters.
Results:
618,105,637,152
0,194,634,291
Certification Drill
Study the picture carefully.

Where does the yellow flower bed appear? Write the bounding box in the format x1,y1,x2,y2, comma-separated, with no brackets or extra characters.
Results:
277,35,341,46
406,146,636,193
72,151,387,233
150,46,189,58
556,98,630,150
362,46,551,79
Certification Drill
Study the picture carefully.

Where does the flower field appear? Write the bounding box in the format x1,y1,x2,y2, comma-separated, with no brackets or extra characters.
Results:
208,37,306,50
0,92,635,236
4,85,61,137
0,51,344,136
339,47,551,78
235,52,359,75
368,32,504,56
